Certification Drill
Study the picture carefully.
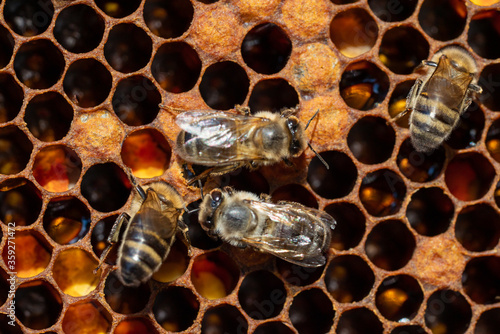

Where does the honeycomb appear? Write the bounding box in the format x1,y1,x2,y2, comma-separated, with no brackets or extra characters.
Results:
0,0,499,333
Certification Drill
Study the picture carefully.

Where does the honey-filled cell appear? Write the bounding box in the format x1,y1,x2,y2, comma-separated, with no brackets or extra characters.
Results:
61,301,111,334
152,238,190,283
359,169,406,217
115,318,159,334
43,196,90,245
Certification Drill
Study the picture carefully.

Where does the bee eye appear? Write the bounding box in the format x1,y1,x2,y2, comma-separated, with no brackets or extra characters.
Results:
210,190,223,208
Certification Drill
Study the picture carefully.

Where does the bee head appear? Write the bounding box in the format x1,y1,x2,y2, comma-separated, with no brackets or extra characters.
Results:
198,188,224,232
285,116,306,157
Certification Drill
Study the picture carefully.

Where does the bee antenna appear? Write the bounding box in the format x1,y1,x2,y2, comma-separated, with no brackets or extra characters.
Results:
308,142,330,170
305,109,320,130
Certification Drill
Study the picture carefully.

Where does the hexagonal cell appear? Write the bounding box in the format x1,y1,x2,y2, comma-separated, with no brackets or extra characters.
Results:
61,301,111,334
191,250,240,300
324,202,365,251
53,4,105,53
277,259,324,286
13,39,64,89
447,102,485,150
475,308,500,334
0,24,14,69
95,0,141,18
397,138,446,183
365,220,415,271
152,42,201,93
152,238,190,283
144,0,193,39
183,200,223,250
115,318,159,334
121,128,171,179
43,197,91,245
104,271,150,314
339,61,390,111
468,10,500,59
1,230,51,278
241,23,292,74
379,26,429,75
3,0,54,36
254,322,294,334
479,63,500,112
271,184,318,209
347,116,395,165
15,280,62,330
63,58,113,108
307,150,357,200
228,169,269,195
455,204,500,252
325,254,375,303
80,163,131,212
329,8,378,58
375,274,423,322
238,270,286,320
104,23,153,73
368,0,417,22
0,178,42,226
24,92,74,142
248,79,299,112
486,118,500,162
289,288,334,334
359,169,406,217
444,152,495,202
424,289,472,334
336,307,383,334
201,304,247,334
91,215,119,264
388,80,415,128
390,325,427,334
32,145,82,193
112,75,161,126
0,126,33,175
419,0,467,41
52,248,100,297
153,286,199,332
0,73,24,124
406,187,454,236
200,61,250,110
462,256,500,304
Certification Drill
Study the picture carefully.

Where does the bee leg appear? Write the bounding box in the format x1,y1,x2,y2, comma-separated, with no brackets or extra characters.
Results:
234,105,251,116
470,83,483,94
187,163,242,186
177,218,192,256
223,186,234,195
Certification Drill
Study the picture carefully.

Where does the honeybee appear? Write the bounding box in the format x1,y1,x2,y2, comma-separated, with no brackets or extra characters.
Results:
174,107,328,184
400,45,482,153
95,178,189,287
198,187,336,267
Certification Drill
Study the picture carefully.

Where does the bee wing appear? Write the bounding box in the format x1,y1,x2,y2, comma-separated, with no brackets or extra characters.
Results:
132,193,179,240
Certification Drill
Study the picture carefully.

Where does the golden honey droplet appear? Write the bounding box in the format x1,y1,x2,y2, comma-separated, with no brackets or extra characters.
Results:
376,288,409,319
47,217,82,245
193,271,227,300
341,83,374,110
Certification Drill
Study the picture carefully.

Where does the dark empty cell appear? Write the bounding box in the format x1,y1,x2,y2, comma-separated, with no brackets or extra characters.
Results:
347,116,395,164
238,270,286,320
248,79,299,112
144,0,193,38
419,0,467,41
197,0,219,3
24,92,74,142
336,308,383,334
456,204,500,252
425,289,472,334
289,289,334,334
277,260,325,286
468,10,500,59
3,0,54,37
496,181,500,209
307,150,357,199
0,179,42,227
463,256,500,304
53,4,104,53
375,274,423,322
200,61,249,110
254,322,294,334
379,26,429,75
0,268,9,305
104,272,150,314
272,184,318,209
324,202,365,250
325,255,374,303
475,308,500,334
390,325,427,334
406,187,454,236
63,58,112,108
388,80,415,128
15,281,62,330
0,314,22,333
0,126,33,175
201,304,247,334
445,152,495,201
80,163,131,212
104,23,153,73
228,169,269,194
112,76,161,126
95,0,141,18
368,0,417,22
0,73,24,124
330,8,378,58
359,169,406,217
339,61,390,111
479,63,500,112
447,102,485,150
115,318,159,334
43,197,90,245
486,118,500,162
0,24,14,68
91,215,119,264
242,23,292,74
183,200,223,250
14,39,65,89
397,138,446,183
152,42,201,93
365,220,415,270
